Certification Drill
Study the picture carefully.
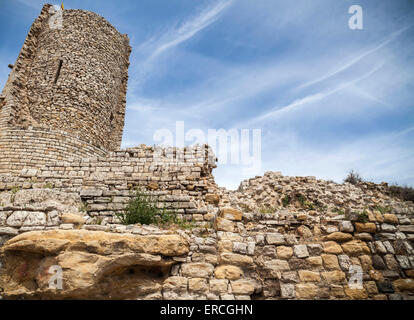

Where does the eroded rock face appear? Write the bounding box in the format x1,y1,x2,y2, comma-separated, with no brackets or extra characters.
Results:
0,230,189,299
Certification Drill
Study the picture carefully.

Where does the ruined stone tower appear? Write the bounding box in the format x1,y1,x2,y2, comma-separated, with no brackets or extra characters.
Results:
0,4,131,173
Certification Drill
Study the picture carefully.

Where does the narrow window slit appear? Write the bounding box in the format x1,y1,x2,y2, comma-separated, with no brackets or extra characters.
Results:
54,59,63,84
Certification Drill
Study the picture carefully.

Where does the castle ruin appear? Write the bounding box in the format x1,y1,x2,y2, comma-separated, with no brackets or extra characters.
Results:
0,4,130,173
0,4,413,301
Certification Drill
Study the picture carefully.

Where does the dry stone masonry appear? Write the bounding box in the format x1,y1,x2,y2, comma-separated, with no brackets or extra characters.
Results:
0,4,131,173
0,4,413,300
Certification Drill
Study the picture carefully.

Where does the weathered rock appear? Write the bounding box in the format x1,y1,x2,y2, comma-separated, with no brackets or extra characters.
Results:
205,194,220,206
325,232,353,242
344,287,368,299
338,254,352,271
219,253,254,268
230,279,256,295
372,255,386,270
341,240,370,256
307,244,323,256
398,225,414,233
298,270,320,282
214,217,234,232
323,241,343,254
263,259,290,277
0,227,18,236
383,214,398,224
61,213,85,225
1,230,189,256
321,271,346,282
293,244,309,258
339,221,354,233
209,279,228,295
0,230,189,299
354,222,376,233
22,212,46,227
277,246,293,259
297,225,312,238
377,281,394,293
214,265,243,280
321,254,340,270
295,283,317,299
147,182,159,191
306,256,323,267
189,278,208,293
6,211,28,227
219,208,242,221
181,263,214,278
280,283,296,298
163,276,188,293
266,233,285,245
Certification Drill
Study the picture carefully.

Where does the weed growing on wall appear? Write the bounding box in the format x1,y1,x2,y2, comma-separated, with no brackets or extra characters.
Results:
116,189,194,229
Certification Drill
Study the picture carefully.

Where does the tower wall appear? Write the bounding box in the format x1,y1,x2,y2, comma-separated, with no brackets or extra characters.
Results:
0,4,131,173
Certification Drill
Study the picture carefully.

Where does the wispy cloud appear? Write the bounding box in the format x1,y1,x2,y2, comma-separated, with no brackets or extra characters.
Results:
296,25,413,90
143,0,233,60
250,62,384,124
130,0,233,91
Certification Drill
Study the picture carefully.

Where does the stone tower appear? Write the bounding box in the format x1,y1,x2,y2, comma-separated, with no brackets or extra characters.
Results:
0,4,131,173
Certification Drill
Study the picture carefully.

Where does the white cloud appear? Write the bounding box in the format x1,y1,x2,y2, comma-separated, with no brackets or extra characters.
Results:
248,62,384,124
258,126,414,187
144,0,233,60
129,0,233,91
297,24,413,90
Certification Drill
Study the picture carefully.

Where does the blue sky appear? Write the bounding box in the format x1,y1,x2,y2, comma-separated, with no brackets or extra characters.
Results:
1,0,413,189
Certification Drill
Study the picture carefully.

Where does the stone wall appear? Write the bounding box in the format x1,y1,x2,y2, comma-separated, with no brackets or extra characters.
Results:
0,144,218,234
0,127,108,173
0,4,131,173
0,170,413,300
0,3,412,301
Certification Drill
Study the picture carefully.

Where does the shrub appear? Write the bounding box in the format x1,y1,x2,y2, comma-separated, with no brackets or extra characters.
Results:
282,195,290,207
259,206,275,214
388,185,414,203
332,207,345,216
297,195,306,206
373,205,392,214
344,170,364,185
357,211,369,223
116,190,176,225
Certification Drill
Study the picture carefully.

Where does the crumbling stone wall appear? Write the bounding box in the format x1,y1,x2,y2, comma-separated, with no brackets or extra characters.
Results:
0,127,108,173
0,144,218,233
0,170,413,300
0,4,131,173
0,4,412,300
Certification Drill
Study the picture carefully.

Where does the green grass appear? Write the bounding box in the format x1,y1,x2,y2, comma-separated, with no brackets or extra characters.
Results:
10,186,21,203
282,195,290,207
259,206,275,214
11,186,20,194
297,195,306,206
373,205,392,215
115,189,194,229
92,217,104,225
357,211,369,223
332,207,345,216
79,202,89,213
